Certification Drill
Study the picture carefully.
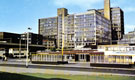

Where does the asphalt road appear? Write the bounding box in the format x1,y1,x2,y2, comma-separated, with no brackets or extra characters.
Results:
0,59,135,76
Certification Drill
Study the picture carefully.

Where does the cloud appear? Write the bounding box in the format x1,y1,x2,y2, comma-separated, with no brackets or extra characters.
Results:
111,0,135,13
125,25,135,33
53,0,102,8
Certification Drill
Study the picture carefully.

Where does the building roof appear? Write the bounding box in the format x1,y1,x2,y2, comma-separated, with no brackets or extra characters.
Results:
37,50,104,55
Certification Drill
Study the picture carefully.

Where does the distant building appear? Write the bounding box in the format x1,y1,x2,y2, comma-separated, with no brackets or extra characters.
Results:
0,32,20,43
119,31,135,45
21,32,43,45
0,32,43,45
0,32,45,56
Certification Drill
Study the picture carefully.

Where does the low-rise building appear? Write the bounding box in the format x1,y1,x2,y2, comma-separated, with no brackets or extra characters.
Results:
119,31,135,45
0,32,20,43
21,32,43,45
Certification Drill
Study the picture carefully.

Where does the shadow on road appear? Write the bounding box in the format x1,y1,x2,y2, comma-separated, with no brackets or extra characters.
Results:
0,71,69,80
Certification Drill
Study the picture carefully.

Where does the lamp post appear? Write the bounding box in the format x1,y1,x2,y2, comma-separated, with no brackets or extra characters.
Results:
62,32,64,61
134,28,135,44
26,27,31,68
18,37,21,59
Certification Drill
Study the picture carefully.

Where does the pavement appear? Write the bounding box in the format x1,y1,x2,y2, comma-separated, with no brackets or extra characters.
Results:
0,58,135,76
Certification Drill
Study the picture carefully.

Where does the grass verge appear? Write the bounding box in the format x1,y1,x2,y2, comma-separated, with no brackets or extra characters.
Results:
0,72,135,80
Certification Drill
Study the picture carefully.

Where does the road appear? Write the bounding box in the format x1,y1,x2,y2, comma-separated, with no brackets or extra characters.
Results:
0,59,135,76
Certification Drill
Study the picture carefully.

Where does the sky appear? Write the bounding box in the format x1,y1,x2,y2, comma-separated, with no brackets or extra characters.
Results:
0,0,135,34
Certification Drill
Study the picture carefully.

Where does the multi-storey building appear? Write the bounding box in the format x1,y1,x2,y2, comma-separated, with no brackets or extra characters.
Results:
74,10,111,49
0,32,43,45
39,17,58,49
0,32,20,43
39,0,124,49
111,8,124,40
98,0,124,41
43,37,56,49
21,32,43,45
39,8,111,49
98,7,124,41
39,17,57,39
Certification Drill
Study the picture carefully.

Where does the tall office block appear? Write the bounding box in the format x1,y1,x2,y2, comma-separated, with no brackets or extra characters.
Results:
39,8,111,49
98,0,124,41
38,0,124,49
111,8,124,40
74,10,111,49
64,14,74,48
98,7,124,41
39,17,58,49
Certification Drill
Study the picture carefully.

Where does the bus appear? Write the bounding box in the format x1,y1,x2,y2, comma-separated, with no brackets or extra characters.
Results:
9,48,27,58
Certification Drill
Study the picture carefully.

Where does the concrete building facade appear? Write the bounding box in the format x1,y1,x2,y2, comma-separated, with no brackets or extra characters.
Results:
39,8,111,49
38,0,124,49
98,7,124,41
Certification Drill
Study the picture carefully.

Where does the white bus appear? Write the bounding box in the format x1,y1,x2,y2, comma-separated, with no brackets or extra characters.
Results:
9,48,27,58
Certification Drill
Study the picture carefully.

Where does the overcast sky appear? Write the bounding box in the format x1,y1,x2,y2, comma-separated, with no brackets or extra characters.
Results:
0,0,135,34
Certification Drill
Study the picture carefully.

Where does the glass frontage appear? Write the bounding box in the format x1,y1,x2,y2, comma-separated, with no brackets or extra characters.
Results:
74,10,111,48
39,9,112,49
39,17,57,39
98,8,124,41
111,8,124,40
74,13,95,47
39,17,57,48
96,12,111,44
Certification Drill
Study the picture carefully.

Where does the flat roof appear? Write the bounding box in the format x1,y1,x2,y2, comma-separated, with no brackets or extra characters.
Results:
36,50,104,55
105,51,135,56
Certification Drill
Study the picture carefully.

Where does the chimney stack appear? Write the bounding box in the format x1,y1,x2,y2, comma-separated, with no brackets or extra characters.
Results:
104,0,111,20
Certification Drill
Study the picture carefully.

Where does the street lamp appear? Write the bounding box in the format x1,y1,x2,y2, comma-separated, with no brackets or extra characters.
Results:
18,37,21,59
134,28,135,44
26,27,32,68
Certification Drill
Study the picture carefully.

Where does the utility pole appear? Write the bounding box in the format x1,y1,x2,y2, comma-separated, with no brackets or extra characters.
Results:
62,32,64,61
19,38,21,59
133,28,135,44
